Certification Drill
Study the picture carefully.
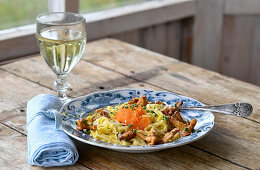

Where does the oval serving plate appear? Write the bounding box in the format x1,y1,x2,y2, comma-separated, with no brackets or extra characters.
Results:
60,89,214,153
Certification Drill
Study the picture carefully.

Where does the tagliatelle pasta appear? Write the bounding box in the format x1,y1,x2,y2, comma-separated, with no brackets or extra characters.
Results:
75,95,197,146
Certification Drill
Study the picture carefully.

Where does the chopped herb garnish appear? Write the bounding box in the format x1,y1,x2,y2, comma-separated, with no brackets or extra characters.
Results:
125,106,129,109
134,104,138,107
197,130,201,133
126,137,129,142
154,113,158,117
130,105,134,110
90,123,93,126
75,121,78,125
175,104,177,107
133,130,137,133
146,110,150,113
185,127,189,132
83,119,86,125
136,91,139,96
187,120,189,124
162,116,168,120
128,124,133,128
143,106,147,109
151,110,155,113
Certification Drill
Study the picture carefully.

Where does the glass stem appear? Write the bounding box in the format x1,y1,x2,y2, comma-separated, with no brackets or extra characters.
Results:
54,74,70,103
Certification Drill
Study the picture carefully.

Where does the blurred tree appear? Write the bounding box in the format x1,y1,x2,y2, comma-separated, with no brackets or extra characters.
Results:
0,0,47,30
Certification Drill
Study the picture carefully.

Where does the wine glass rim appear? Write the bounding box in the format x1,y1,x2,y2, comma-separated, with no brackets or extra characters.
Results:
37,12,86,26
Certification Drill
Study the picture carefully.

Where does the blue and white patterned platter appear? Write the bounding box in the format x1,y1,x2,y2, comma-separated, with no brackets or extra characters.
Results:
60,89,214,153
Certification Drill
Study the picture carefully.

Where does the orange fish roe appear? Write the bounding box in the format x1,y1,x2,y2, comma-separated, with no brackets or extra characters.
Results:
116,105,151,130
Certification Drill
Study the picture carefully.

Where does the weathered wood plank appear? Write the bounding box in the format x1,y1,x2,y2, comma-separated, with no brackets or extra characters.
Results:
151,24,167,55
250,16,260,85
220,16,254,83
141,24,167,55
0,34,38,62
0,123,88,169
1,56,134,98
77,140,243,170
192,0,224,72
84,39,177,77
180,18,193,63
193,116,260,169
166,21,181,59
0,69,53,113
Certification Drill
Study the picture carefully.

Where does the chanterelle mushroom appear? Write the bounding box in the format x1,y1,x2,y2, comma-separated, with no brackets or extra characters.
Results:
137,131,159,145
118,130,136,141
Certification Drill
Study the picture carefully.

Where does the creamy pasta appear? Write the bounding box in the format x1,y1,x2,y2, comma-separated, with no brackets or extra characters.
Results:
75,95,197,146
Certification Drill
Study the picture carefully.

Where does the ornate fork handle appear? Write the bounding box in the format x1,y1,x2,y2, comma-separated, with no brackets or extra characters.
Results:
179,103,253,117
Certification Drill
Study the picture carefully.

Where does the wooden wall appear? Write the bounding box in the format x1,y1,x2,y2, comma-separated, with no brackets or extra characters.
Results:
220,15,260,85
110,16,260,86
110,18,194,64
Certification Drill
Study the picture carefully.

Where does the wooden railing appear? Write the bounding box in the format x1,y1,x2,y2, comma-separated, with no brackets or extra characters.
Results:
0,0,194,63
0,0,259,85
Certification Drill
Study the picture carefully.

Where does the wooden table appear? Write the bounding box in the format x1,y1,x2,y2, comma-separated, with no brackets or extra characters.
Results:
0,38,259,169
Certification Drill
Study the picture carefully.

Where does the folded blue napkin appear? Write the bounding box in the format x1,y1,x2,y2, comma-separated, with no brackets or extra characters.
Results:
26,94,79,167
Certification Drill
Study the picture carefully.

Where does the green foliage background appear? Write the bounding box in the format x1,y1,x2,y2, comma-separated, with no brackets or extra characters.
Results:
0,0,147,30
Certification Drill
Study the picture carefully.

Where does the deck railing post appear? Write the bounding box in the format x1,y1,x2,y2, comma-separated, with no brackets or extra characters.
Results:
48,0,79,13
48,0,66,12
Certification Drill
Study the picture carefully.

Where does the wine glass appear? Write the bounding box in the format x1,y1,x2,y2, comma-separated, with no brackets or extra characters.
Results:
36,12,87,103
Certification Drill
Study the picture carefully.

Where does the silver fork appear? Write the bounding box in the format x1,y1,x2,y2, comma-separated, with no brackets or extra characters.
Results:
179,103,253,117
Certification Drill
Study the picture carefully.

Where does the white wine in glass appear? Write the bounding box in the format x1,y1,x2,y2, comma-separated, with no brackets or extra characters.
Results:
36,12,87,103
